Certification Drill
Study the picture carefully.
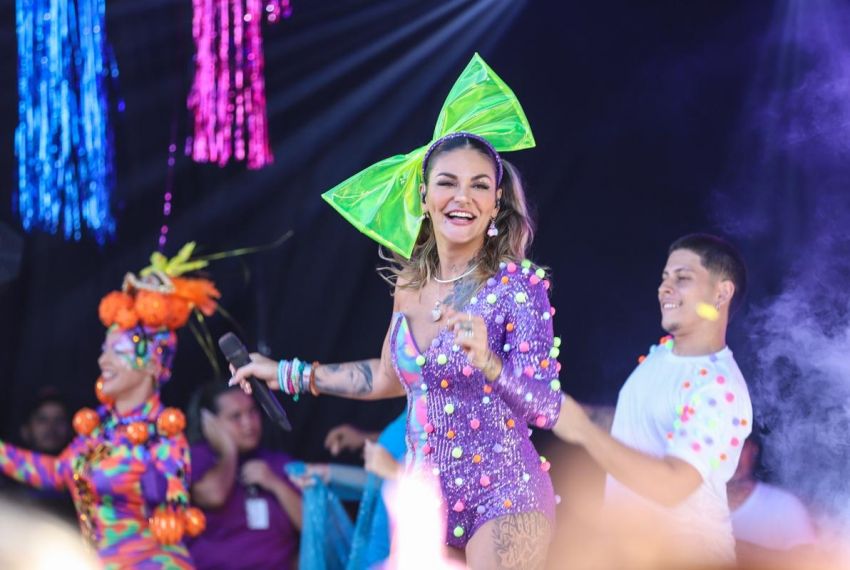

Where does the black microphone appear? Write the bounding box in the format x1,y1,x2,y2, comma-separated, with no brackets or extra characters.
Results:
218,333,292,432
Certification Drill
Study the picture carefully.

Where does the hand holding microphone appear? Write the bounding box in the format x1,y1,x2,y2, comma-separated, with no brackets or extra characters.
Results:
226,353,278,395
219,333,292,431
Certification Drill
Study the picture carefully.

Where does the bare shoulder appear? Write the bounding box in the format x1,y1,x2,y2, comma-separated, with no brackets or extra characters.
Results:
392,278,418,312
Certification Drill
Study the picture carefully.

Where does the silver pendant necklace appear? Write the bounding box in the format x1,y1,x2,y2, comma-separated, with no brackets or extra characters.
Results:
431,263,479,322
431,300,443,322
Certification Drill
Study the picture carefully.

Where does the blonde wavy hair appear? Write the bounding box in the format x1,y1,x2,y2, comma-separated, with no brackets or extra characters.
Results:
379,136,536,291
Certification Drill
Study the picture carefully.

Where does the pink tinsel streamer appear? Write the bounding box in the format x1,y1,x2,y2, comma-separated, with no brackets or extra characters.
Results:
188,0,290,169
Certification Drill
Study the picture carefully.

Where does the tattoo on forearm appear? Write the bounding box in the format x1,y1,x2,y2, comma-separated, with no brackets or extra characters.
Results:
316,361,374,397
492,512,551,569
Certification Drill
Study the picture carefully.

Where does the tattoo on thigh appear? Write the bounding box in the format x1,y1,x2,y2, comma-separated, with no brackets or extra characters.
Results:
492,512,551,569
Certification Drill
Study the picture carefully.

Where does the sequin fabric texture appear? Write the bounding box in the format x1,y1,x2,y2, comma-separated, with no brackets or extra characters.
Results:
391,260,562,546
0,394,194,569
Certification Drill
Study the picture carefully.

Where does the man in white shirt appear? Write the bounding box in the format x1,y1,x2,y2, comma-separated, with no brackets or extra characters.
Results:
728,434,816,560
554,234,753,564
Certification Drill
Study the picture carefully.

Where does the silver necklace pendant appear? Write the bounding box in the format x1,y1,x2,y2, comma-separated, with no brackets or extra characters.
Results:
431,300,442,322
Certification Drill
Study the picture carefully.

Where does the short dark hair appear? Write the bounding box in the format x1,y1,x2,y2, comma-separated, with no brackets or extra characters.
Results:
197,381,242,415
669,233,748,315
186,380,243,443
23,388,69,423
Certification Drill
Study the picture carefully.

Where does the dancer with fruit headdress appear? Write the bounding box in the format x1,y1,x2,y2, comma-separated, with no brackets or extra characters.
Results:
0,243,218,569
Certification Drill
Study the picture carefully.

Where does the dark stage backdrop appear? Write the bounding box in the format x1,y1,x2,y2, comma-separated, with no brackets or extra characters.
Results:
0,1,785,462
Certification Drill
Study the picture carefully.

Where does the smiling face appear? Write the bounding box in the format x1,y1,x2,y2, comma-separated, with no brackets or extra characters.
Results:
658,249,729,335
422,147,501,252
97,329,159,402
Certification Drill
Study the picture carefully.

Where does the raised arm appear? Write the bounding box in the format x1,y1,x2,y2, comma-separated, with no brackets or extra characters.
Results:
286,462,369,500
448,268,562,428
229,299,405,401
555,357,752,507
312,323,404,400
324,424,381,456
0,439,71,491
229,334,404,401
555,395,703,507
190,410,239,509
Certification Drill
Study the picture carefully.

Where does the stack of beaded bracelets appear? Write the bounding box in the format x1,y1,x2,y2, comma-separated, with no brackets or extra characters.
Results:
277,358,321,401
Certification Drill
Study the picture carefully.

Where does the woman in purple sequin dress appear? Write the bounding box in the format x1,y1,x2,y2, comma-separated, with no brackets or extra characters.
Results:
232,134,562,568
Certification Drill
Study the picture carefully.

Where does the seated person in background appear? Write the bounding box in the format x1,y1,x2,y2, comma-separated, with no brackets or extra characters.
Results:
19,389,71,456
728,432,817,561
0,388,76,523
188,383,302,570
290,413,406,570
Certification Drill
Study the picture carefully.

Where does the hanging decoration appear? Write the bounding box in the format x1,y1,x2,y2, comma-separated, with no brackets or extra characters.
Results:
187,0,292,169
15,0,118,244
158,139,178,251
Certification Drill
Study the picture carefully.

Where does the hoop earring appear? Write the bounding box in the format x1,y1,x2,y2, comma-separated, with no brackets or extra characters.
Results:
487,217,498,237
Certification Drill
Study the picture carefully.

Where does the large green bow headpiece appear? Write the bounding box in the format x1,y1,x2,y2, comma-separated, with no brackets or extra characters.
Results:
321,53,535,259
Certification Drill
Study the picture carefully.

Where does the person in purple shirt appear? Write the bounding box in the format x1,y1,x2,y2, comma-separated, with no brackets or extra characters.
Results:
188,383,302,570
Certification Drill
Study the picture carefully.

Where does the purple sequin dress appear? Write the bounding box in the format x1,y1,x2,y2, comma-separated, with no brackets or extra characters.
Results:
390,261,562,547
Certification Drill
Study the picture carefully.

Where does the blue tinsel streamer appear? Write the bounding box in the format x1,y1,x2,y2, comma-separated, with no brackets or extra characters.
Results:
283,414,406,569
285,462,356,570
15,0,118,244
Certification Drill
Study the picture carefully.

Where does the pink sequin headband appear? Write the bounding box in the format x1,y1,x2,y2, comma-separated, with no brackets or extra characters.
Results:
421,132,504,185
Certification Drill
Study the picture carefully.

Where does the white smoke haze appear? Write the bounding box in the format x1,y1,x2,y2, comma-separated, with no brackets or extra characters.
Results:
748,229,850,538
710,0,850,541
769,2,850,154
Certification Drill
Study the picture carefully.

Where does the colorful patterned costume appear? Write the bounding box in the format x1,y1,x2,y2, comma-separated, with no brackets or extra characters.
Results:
0,243,219,568
0,394,195,568
391,261,562,546
317,54,562,547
